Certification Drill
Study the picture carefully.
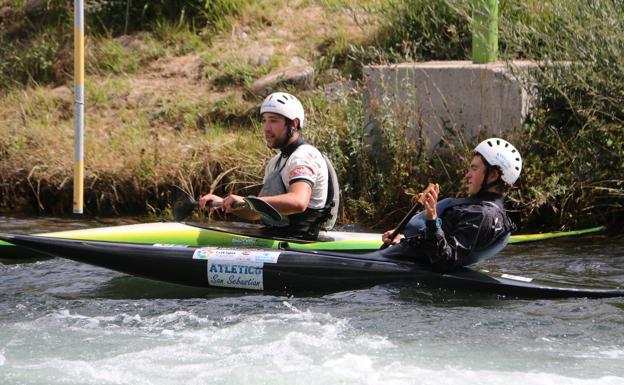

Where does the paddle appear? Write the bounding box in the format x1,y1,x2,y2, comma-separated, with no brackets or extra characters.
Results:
173,195,284,223
380,183,436,249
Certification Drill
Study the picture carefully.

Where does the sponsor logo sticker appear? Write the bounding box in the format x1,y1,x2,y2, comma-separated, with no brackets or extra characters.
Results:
192,248,281,290
496,152,512,169
231,237,259,246
288,166,315,180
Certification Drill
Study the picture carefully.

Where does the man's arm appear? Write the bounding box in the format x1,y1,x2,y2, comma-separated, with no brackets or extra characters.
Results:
221,194,258,220
259,181,312,214
221,181,312,220
382,183,439,245
257,152,317,216
199,193,223,208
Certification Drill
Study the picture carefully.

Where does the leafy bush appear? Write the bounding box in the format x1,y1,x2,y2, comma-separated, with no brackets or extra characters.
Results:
304,88,470,228
376,0,472,61
335,0,624,228
500,1,624,227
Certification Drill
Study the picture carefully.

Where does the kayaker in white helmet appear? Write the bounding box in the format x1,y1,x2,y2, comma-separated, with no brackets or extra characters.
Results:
199,92,340,240
381,138,522,272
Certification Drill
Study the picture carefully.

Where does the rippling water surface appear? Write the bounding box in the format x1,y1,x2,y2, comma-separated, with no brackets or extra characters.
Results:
1,215,623,385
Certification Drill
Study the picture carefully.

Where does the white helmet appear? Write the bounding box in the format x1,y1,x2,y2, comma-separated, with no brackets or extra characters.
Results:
260,92,305,129
474,138,522,185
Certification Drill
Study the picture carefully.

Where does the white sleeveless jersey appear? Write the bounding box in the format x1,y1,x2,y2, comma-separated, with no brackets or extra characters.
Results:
263,144,329,209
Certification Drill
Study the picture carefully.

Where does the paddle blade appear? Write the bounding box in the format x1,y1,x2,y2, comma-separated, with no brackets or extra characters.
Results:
173,198,199,222
243,196,284,224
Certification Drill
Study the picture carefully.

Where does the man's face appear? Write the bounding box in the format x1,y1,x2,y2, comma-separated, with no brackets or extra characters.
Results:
262,112,290,149
465,155,487,196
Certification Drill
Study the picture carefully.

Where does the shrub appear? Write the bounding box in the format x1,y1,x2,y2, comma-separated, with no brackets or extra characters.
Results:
336,0,624,228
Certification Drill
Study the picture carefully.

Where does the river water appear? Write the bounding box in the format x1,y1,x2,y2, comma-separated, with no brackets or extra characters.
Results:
1,215,623,385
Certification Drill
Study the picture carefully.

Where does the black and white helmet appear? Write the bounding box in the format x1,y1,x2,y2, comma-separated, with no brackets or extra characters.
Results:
260,92,305,129
474,138,522,185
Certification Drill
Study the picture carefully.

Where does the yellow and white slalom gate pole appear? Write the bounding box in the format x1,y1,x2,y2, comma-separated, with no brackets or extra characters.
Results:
73,0,84,214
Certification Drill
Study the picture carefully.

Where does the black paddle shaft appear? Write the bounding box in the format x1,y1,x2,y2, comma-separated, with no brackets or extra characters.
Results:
172,198,234,222
380,201,422,250
173,195,283,222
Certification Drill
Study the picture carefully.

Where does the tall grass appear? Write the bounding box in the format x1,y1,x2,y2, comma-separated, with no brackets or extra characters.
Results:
0,0,249,89
304,92,375,223
375,0,472,61
0,83,269,216
499,1,624,227
304,84,472,229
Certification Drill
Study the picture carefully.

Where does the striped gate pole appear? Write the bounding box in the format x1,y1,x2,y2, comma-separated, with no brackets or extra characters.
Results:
73,0,84,214
472,0,498,63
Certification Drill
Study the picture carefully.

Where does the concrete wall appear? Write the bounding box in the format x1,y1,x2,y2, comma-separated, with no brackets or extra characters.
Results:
363,61,537,151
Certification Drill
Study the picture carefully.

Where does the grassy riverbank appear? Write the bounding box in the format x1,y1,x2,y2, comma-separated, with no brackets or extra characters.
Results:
1,0,622,230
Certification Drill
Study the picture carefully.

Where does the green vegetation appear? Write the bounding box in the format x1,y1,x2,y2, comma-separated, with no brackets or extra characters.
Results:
501,1,624,228
0,0,246,88
325,0,624,229
0,0,622,230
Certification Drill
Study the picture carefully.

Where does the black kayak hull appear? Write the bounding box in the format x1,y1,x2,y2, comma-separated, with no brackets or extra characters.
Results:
2,233,623,298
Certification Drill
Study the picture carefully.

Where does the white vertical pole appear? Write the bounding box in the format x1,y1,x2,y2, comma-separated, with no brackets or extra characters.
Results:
73,0,84,214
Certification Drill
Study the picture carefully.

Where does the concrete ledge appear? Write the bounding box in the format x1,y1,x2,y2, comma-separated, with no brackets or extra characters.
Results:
363,61,537,150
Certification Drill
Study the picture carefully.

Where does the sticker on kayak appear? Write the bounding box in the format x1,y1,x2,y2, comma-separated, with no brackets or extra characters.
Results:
501,273,533,283
192,248,280,263
230,237,275,248
192,248,281,290
231,237,259,246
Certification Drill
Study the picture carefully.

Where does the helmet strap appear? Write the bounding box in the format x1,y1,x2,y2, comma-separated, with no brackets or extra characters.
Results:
285,117,301,139
482,166,507,194
286,122,294,139
480,165,491,192
274,118,297,149
479,159,501,193
274,131,290,149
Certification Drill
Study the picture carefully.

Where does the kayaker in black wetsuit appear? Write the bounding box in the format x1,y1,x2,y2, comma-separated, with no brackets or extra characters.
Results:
198,92,339,240
381,138,522,273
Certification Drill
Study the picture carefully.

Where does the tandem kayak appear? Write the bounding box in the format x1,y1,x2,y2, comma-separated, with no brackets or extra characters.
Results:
2,233,622,298
0,221,608,260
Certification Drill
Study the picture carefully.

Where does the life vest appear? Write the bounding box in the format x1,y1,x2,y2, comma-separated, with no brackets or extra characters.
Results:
259,138,338,240
403,196,514,263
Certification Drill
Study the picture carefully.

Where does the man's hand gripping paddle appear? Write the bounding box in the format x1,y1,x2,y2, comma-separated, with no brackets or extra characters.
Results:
173,195,283,224
380,183,437,250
